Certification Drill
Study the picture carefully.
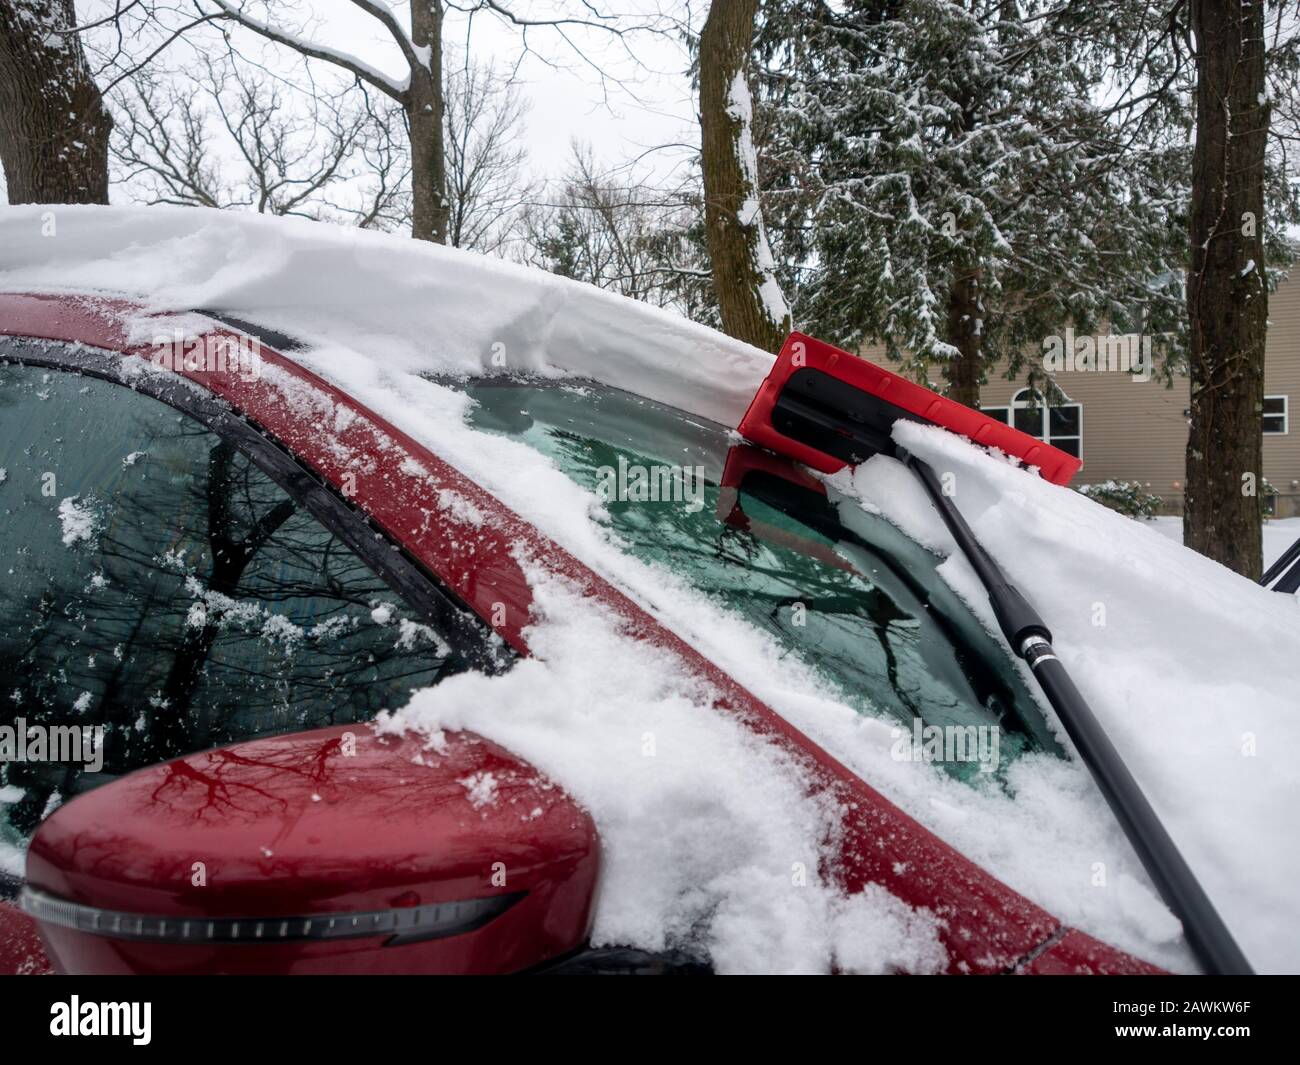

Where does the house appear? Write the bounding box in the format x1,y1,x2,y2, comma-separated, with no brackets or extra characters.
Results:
867,272,1300,517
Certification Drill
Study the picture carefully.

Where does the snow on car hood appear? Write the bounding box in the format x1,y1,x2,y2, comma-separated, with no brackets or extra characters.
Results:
2,206,1298,973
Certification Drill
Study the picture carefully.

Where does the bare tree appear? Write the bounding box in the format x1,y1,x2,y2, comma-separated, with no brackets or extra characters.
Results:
340,90,415,231
0,0,112,204
699,0,789,353
200,2,670,245
520,144,714,315
202,0,449,241
112,54,405,224
443,62,535,252
111,46,536,248
1184,0,1271,579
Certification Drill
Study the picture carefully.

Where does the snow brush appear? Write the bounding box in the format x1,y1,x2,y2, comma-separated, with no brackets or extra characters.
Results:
738,332,1253,976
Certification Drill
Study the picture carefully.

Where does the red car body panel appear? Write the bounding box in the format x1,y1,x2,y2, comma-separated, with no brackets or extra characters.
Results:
1019,929,1166,976
0,292,1162,974
24,726,598,975
0,897,52,975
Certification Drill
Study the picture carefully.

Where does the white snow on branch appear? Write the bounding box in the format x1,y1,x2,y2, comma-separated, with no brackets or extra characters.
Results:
726,71,790,329
212,1,411,99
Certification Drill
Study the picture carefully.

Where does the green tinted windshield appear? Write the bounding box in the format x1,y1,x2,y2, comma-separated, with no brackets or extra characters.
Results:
451,377,1059,777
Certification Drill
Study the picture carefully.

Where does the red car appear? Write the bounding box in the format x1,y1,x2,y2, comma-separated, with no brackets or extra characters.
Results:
0,291,1160,975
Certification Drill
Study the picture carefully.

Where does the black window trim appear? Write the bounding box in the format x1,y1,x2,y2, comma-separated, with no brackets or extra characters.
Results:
1263,394,1288,435
0,334,513,680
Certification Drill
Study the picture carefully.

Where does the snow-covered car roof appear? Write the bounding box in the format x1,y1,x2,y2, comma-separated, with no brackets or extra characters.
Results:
2,205,1298,973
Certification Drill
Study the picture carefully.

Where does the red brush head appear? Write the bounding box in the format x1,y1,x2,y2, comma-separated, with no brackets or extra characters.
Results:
737,332,1082,487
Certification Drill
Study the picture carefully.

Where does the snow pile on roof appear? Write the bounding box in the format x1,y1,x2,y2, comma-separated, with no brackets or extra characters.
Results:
0,205,768,426
3,206,1298,973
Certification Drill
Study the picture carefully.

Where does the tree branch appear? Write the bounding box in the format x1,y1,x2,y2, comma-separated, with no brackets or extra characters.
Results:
208,1,410,101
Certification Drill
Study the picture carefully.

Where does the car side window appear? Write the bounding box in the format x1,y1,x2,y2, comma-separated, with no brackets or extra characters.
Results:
0,362,473,859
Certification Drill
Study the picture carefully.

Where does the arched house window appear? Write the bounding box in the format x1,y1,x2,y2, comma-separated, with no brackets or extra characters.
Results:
981,389,1083,460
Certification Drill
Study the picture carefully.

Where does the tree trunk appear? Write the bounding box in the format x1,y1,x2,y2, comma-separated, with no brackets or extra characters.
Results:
1184,0,1268,579
0,0,110,205
700,0,790,353
408,1,448,243
944,269,982,407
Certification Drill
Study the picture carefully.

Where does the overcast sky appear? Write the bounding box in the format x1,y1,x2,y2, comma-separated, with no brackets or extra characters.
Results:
115,1,705,191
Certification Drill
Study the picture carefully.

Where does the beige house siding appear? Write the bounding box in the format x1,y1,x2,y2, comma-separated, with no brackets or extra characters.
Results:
1263,272,1300,514
977,350,1194,508
864,273,1300,517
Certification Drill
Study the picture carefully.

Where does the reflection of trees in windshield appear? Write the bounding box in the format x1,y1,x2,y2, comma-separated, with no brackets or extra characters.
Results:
766,592,923,719
460,381,1038,770
0,365,461,844
596,442,974,730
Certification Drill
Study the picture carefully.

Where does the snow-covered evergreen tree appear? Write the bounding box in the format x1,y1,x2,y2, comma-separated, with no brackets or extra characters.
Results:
761,0,1191,402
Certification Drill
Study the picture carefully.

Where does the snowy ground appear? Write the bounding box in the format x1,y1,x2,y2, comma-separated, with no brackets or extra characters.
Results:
2,206,1298,973
1150,515,1300,572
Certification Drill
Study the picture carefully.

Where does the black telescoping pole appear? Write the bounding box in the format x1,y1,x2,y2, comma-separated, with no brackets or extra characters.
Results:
900,450,1253,976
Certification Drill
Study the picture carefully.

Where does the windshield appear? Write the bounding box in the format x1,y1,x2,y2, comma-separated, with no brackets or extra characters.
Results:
448,377,1060,778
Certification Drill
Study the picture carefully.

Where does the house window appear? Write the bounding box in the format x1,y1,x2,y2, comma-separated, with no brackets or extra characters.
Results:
982,390,1083,458
1264,395,1288,435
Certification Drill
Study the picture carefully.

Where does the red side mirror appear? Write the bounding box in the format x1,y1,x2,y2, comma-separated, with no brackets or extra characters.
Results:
22,725,599,974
